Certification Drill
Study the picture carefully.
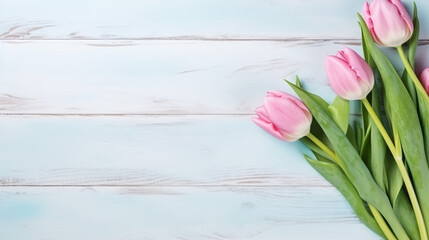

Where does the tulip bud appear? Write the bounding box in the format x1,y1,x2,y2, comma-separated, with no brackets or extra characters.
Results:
325,47,374,100
362,0,413,47
253,91,312,142
419,68,429,94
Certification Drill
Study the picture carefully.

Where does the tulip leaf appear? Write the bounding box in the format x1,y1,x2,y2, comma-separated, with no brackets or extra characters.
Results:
288,81,409,239
355,122,364,152
418,94,429,163
304,154,384,238
300,137,332,161
295,75,302,88
328,96,349,133
359,13,429,233
402,70,417,105
369,83,387,192
386,153,402,205
407,6,429,164
360,124,371,168
346,125,359,151
408,3,419,68
393,188,419,240
401,3,419,105
360,124,371,156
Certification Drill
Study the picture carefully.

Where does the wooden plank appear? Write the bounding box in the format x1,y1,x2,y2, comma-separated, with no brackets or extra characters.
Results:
2,40,426,114
0,186,379,240
0,115,326,186
0,0,426,40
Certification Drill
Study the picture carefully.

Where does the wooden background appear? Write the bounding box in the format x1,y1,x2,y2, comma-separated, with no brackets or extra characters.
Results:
0,0,428,239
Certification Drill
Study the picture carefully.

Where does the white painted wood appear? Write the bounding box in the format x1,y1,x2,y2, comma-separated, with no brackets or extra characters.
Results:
0,115,323,186
0,186,379,240
0,0,426,40
1,40,425,114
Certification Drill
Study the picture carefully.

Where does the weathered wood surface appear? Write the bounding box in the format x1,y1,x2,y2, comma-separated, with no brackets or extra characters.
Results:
0,187,377,240
0,116,379,239
0,0,427,40
1,40,427,114
0,115,318,186
2,0,426,239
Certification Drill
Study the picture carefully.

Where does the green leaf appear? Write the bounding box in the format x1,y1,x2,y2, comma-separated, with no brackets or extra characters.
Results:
359,13,429,234
393,189,419,240
407,3,419,68
346,125,359,151
288,81,409,239
418,93,429,163
386,153,402,205
355,122,364,152
300,137,332,161
402,70,417,105
369,85,387,192
401,3,419,105
408,6,429,165
304,154,384,238
295,75,302,88
328,96,350,133
360,124,371,168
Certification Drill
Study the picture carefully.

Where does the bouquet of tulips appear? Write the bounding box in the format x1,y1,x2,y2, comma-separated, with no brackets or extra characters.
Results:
253,1,429,239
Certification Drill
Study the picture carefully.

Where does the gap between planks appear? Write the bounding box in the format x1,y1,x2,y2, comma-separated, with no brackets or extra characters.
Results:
0,184,333,188
0,113,362,116
2,37,429,44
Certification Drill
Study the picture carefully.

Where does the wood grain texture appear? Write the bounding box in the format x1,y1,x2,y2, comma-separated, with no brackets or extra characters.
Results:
0,115,322,186
1,40,427,114
3,0,424,239
0,187,378,240
0,0,426,40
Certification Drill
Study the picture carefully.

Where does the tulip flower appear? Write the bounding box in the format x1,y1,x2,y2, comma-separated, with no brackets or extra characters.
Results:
420,68,429,95
362,0,413,47
325,47,374,100
253,91,312,142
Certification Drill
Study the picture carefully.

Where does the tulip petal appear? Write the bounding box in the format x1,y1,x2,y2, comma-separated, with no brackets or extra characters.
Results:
325,55,365,100
264,92,311,134
343,47,374,88
282,120,311,142
390,0,414,33
420,68,429,94
255,105,271,122
370,0,412,46
252,117,286,140
363,2,384,45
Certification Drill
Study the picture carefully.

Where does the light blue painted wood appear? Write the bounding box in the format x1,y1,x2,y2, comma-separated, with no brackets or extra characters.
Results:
1,40,427,114
0,0,426,40
1,0,426,239
0,187,379,240
0,115,320,185
0,39,336,114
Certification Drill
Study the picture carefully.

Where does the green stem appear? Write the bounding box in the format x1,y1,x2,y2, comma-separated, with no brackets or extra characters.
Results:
306,132,397,240
306,133,338,163
397,45,429,105
369,204,398,240
362,98,428,240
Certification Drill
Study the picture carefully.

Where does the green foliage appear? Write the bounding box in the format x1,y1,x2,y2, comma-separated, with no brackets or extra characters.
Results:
304,154,384,238
360,13,429,235
288,82,409,239
271,4,429,239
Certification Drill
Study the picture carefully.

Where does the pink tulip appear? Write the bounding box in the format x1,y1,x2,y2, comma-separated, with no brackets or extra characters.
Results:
253,91,312,142
325,47,374,100
419,68,429,94
362,0,413,47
